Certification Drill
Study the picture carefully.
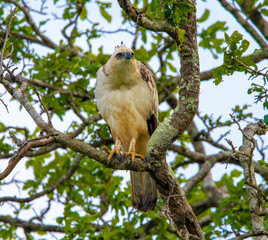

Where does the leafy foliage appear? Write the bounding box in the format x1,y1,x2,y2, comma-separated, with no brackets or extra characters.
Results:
199,21,228,58
0,0,267,239
212,31,254,85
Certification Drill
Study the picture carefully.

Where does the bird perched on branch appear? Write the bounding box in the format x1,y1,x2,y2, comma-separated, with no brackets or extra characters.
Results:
95,42,158,212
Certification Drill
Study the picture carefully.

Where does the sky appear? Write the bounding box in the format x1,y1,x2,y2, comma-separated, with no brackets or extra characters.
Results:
0,0,267,239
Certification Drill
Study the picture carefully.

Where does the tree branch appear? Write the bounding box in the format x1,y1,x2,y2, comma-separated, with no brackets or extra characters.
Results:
117,1,203,239
0,214,103,233
159,47,268,109
229,230,268,240
0,136,55,180
0,154,83,202
233,118,268,240
5,0,57,49
0,215,64,233
0,74,149,177
2,1,88,58
218,0,267,48
238,0,268,40
117,0,177,39
143,6,203,240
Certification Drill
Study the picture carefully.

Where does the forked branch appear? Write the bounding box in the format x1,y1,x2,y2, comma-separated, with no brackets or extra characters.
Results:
0,136,55,180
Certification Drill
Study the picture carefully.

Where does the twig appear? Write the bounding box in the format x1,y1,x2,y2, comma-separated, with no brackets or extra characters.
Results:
131,25,139,50
32,85,52,126
99,28,135,35
0,98,9,113
255,136,267,161
30,199,51,223
225,138,237,152
233,57,268,79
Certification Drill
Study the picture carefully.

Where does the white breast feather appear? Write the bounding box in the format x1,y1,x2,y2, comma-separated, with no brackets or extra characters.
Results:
95,67,153,140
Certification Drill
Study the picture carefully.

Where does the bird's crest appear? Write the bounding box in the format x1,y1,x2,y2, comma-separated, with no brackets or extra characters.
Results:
114,41,126,51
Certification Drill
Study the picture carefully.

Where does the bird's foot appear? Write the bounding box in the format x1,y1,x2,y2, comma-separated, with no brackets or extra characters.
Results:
124,151,144,162
102,146,121,164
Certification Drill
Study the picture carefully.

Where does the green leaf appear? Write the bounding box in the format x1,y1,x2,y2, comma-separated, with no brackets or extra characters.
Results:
100,6,112,23
237,39,250,57
263,102,268,110
258,160,268,168
231,30,243,42
80,6,87,20
167,62,177,72
212,66,224,85
150,0,161,12
199,21,227,55
174,2,194,15
264,114,268,125
0,123,6,132
261,8,268,16
225,32,231,45
230,169,242,178
198,9,210,23
177,28,185,50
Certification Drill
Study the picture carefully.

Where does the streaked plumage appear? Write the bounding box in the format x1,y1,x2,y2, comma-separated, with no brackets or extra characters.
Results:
95,43,158,212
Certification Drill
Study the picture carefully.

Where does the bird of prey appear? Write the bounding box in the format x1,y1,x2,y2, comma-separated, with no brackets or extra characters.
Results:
95,42,158,212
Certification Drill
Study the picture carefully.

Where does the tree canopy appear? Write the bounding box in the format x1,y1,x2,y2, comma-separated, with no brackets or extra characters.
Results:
0,0,267,239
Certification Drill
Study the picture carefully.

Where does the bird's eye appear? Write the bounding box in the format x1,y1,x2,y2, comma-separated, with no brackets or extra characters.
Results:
116,53,124,59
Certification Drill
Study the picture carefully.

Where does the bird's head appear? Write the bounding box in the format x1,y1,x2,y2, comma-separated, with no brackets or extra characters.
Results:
113,46,134,61
107,42,137,74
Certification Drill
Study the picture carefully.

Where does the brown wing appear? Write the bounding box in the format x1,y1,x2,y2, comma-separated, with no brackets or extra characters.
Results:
138,61,158,135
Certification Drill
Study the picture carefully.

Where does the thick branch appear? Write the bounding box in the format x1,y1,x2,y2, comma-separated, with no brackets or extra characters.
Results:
117,1,203,239
236,120,267,240
145,6,203,240
0,75,149,177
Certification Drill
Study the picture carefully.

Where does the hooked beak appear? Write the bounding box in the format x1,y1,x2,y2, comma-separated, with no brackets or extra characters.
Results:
125,52,132,60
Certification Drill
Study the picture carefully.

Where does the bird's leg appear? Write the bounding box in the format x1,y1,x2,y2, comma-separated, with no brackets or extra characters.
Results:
124,138,144,161
103,137,121,161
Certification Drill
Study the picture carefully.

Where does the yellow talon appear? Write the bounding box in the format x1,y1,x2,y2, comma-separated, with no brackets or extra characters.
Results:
124,152,144,162
102,145,121,160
